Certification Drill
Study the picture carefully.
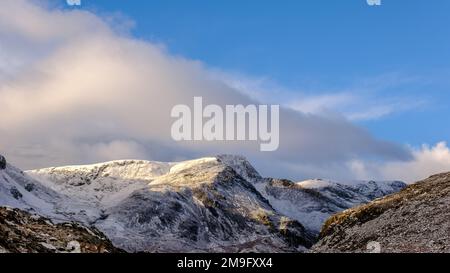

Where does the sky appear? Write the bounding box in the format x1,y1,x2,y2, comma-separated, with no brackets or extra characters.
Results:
1,0,450,183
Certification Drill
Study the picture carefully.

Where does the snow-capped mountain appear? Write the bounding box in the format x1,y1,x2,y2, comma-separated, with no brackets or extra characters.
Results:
28,157,316,252
212,155,406,233
252,178,406,233
1,154,405,252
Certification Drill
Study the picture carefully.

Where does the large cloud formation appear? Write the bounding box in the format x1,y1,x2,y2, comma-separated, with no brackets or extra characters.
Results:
0,0,444,182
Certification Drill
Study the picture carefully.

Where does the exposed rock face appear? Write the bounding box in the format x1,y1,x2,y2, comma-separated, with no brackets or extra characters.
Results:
312,172,450,253
0,155,6,170
0,207,122,253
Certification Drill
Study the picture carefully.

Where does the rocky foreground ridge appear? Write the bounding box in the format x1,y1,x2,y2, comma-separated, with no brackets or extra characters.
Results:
0,207,121,253
312,172,450,253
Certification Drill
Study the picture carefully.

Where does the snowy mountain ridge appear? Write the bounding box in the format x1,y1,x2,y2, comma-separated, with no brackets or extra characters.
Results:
20,156,317,252
1,154,406,252
257,178,407,232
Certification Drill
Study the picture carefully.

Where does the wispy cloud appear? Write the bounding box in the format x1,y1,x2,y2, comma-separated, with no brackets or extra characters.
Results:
290,92,427,121
215,71,429,122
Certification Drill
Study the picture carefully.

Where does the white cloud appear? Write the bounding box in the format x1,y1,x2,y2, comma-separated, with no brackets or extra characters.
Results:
0,0,414,181
343,142,450,183
380,142,450,183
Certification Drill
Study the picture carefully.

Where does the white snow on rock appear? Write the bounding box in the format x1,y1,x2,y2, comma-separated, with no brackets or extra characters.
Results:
296,179,335,189
254,178,407,233
168,157,217,175
29,160,174,210
216,155,262,183
0,162,69,221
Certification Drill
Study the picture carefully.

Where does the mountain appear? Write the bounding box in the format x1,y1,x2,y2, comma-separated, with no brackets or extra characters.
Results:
252,178,406,233
311,172,450,253
27,157,316,252
1,153,406,252
217,155,406,234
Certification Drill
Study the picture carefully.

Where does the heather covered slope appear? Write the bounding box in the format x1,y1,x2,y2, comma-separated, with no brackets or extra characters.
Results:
312,172,450,253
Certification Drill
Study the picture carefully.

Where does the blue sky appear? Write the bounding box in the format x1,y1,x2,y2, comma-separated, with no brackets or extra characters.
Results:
60,0,450,147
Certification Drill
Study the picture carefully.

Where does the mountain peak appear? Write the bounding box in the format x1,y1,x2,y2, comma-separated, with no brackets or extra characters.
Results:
216,154,262,182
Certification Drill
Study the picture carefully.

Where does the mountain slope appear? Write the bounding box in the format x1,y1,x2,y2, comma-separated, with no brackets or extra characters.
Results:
0,158,113,225
0,207,122,253
312,172,450,253
29,159,174,224
252,178,406,233
0,159,68,220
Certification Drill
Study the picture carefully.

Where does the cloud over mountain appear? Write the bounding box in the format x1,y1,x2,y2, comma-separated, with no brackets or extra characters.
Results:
0,0,425,181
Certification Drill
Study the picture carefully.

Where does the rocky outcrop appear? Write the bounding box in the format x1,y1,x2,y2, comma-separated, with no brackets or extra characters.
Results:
312,172,450,253
0,155,6,170
0,207,122,253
